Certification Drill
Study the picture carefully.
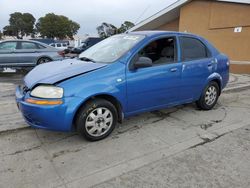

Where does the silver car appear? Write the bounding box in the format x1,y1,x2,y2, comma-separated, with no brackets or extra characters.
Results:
0,40,64,69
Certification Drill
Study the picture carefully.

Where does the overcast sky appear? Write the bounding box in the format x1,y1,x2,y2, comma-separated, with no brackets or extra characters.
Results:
0,0,177,35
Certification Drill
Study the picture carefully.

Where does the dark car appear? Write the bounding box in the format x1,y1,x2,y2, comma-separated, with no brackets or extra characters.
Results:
66,37,103,54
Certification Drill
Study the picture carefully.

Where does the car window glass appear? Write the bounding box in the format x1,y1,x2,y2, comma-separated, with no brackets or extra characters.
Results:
21,42,39,49
180,37,208,61
0,42,17,50
63,43,67,47
51,44,55,47
57,44,62,47
38,44,46,49
79,34,145,63
135,37,176,66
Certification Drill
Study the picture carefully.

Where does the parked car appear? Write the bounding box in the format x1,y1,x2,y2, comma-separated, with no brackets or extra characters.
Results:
65,37,102,54
49,43,68,50
0,40,64,69
16,31,230,141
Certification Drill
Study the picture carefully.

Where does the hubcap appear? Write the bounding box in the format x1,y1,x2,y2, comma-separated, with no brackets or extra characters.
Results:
39,58,50,64
205,86,217,106
85,107,113,137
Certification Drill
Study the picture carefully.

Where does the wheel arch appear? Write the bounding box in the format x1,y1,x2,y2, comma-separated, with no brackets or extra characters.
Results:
206,73,223,95
210,78,221,95
72,94,124,130
36,56,53,65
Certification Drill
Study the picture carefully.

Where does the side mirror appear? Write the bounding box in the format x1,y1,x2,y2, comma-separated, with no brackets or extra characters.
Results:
134,57,152,69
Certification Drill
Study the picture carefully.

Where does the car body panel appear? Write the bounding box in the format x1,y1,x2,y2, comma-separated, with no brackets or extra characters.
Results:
24,59,107,89
16,31,230,132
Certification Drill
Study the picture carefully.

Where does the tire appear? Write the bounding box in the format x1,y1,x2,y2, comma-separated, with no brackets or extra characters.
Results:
76,99,118,141
196,81,219,110
37,57,52,65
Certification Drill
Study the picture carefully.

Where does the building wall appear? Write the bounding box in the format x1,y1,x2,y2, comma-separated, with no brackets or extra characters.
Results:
157,19,179,31
179,1,250,62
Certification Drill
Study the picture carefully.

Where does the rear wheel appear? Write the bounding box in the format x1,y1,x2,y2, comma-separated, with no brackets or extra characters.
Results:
76,99,118,141
196,81,219,110
37,57,52,65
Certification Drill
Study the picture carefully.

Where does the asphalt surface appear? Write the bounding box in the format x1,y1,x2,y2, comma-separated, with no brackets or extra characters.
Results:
0,73,249,188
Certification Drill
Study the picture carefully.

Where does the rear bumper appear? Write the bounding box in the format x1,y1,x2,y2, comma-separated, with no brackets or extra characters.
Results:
16,86,83,132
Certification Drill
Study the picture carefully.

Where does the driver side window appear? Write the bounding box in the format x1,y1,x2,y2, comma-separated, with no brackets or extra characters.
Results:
137,37,177,66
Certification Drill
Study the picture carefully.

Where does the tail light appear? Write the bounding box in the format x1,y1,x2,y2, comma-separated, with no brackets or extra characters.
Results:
58,51,65,57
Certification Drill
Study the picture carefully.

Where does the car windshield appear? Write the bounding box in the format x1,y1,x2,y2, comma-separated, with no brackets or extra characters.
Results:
79,34,145,63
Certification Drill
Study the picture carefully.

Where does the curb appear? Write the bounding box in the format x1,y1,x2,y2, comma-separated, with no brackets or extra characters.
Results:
223,84,250,93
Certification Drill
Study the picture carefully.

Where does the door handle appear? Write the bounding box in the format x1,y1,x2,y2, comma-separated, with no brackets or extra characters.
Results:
170,68,177,72
208,59,217,66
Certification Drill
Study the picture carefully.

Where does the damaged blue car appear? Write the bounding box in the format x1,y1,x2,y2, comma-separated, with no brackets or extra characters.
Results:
16,31,230,141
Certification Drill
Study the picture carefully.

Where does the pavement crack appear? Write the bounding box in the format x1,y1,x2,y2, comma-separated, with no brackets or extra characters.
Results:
0,126,31,136
52,148,81,159
190,133,227,149
200,107,228,130
7,145,41,156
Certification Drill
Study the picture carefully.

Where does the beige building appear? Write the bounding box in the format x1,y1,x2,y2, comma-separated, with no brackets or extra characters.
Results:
130,0,250,73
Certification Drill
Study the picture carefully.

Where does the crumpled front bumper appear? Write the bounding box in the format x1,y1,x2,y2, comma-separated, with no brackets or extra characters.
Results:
15,85,82,132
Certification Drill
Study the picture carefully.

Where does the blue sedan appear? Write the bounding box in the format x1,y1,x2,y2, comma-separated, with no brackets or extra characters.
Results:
16,31,229,141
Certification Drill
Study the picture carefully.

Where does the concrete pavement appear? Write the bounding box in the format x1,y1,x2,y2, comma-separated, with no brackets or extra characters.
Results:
0,73,249,188
0,73,250,132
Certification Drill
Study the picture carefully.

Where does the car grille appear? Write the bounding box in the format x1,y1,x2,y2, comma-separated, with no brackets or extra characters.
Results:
19,84,29,95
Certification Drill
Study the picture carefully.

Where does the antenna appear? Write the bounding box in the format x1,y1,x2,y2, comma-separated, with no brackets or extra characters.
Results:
135,5,151,24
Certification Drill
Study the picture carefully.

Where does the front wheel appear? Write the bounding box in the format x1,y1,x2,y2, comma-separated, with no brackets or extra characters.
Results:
37,57,52,65
76,99,118,141
196,81,219,110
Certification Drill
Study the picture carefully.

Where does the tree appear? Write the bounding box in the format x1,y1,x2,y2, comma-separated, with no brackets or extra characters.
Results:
117,21,135,33
97,22,117,38
0,31,3,40
36,13,80,39
96,21,135,38
3,12,35,39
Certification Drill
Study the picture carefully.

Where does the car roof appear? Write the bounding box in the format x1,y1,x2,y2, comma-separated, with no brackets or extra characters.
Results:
128,30,200,38
0,39,48,46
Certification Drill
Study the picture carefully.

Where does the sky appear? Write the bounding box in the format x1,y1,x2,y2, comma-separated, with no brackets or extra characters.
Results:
0,0,177,36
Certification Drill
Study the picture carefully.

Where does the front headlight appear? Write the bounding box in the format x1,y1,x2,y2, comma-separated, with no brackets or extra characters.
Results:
30,85,63,99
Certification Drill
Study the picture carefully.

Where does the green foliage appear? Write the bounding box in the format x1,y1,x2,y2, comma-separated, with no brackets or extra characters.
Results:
36,13,80,39
96,22,118,39
97,21,135,38
117,21,135,33
3,12,35,39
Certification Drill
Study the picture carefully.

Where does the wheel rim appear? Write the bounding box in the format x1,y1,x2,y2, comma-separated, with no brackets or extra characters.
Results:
205,85,217,106
85,107,113,137
39,58,50,64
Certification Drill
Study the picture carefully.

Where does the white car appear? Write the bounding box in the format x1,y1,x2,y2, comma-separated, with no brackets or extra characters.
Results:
49,43,68,50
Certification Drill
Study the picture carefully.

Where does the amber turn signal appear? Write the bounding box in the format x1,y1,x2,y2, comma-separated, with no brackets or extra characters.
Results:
25,98,63,105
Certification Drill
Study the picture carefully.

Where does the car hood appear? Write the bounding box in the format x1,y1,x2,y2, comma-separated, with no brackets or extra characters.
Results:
24,59,107,89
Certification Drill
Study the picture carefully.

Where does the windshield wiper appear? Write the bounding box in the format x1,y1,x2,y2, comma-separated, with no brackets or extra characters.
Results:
79,57,96,63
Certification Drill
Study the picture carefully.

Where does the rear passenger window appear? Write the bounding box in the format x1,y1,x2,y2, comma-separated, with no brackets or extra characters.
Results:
180,37,209,61
38,44,46,49
57,44,62,47
21,42,39,49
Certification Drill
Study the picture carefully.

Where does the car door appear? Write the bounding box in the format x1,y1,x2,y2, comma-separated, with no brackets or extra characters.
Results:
15,41,41,66
179,36,215,101
126,36,182,114
0,41,18,67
